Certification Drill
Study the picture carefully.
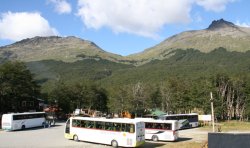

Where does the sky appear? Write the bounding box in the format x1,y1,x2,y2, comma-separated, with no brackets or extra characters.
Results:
0,0,249,56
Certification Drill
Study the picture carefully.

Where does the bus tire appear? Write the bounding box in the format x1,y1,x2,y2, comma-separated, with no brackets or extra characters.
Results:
73,135,79,142
152,135,158,142
52,120,55,126
42,122,46,127
111,140,118,147
21,125,25,130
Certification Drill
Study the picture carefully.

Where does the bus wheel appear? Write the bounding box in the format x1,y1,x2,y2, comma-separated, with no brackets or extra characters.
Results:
111,140,118,147
21,125,25,130
73,135,79,142
152,135,158,142
42,122,46,127
52,120,55,126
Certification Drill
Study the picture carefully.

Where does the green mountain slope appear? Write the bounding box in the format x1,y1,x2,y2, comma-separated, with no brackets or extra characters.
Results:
128,19,250,65
25,47,250,92
0,36,128,63
26,58,134,92
101,48,250,86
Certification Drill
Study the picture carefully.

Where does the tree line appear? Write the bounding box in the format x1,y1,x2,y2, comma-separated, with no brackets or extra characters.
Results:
0,61,250,121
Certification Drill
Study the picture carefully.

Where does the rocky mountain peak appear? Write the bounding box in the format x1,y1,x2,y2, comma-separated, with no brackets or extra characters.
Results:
10,36,61,47
6,36,101,49
207,19,237,30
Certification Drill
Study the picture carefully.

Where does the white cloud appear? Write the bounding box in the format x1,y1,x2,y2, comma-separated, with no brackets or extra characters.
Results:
0,12,58,41
196,0,235,12
77,0,193,38
235,21,250,27
49,0,72,14
77,0,235,38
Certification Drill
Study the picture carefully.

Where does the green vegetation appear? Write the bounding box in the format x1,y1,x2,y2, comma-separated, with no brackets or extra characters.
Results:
1,48,250,121
201,121,250,132
26,59,133,93
218,121,250,131
0,61,40,113
47,81,108,114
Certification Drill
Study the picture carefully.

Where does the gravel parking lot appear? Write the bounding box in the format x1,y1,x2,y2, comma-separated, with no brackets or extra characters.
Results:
0,122,208,148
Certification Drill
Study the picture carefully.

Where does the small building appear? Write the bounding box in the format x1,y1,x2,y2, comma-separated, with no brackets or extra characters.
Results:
19,98,45,112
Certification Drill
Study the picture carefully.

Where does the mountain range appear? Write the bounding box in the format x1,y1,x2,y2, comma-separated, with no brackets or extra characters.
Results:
129,19,250,64
1,19,250,90
1,19,250,66
0,36,125,63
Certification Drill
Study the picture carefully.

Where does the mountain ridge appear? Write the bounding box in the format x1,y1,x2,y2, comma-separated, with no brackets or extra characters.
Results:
127,19,250,64
0,36,127,63
1,19,250,65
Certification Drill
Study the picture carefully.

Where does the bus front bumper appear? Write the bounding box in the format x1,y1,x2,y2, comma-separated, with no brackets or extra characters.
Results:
64,133,74,139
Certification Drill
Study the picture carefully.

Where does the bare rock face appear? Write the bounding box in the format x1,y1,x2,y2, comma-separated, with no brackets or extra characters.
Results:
207,19,236,30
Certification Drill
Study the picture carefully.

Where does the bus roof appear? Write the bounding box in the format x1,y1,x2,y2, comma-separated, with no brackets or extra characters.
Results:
70,117,143,124
135,118,177,123
3,112,45,115
161,113,198,117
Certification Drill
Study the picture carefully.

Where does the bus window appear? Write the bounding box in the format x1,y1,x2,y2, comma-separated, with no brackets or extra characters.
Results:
105,122,113,130
72,119,81,127
76,120,81,127
72,119,77,127
152,123,157,129
160,123,165,129
162,123,172,130
130,124,135,133
154,123,161,129
145,123,153,128
80,120,85,127
114,123,121,131
96,121,104,129
88,121,94,128
84,120,88,128
121,123,126,131
13,115,24,120
125,124,134,133
125,124,130,132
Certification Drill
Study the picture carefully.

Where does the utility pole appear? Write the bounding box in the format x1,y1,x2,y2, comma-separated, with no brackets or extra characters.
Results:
210,92,215,132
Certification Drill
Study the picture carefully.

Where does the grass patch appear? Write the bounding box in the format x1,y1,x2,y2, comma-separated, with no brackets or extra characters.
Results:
200,121,250,132
218,121,250,132
165,141,206,148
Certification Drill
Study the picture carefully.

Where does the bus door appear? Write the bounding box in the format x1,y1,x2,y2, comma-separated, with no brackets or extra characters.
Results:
65,119,70,134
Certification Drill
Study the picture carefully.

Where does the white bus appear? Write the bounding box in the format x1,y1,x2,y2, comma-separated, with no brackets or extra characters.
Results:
64,117,145,147
136,118,179,141
1,112,46,131
160,113,199,129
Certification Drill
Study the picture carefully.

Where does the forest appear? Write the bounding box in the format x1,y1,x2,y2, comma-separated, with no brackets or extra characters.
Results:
1,48,250,121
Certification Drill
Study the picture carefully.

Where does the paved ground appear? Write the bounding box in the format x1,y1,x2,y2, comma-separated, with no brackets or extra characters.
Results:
179,128,209,143
0,122,208,148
